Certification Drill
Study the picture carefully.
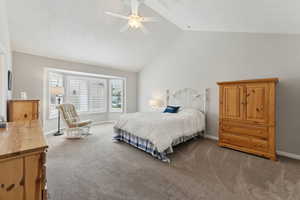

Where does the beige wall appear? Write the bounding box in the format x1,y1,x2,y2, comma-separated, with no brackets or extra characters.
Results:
139,31,300,156
12,52,138,133
0,0,12,119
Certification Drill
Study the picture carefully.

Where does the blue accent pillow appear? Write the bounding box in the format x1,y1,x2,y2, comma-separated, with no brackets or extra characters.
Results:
163,106,180,113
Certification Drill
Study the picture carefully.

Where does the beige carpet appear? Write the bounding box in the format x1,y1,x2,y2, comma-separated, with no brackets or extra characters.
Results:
46,124,300,200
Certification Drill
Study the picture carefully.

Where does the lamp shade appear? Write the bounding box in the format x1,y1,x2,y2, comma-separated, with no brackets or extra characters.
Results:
50,86,65,96
149,99,163,108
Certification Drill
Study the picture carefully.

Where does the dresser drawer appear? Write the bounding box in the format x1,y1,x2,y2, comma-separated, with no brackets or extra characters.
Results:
222,123,268,139
8,100,39,122
221,132,268,152
221,133,251,148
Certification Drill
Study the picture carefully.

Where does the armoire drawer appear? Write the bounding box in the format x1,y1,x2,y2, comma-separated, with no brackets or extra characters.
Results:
220,132,268,152
221,133,252,149
222,123,268,139
251,137,269,152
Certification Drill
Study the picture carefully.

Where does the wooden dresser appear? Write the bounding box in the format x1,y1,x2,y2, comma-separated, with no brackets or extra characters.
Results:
217,78,278,160
0,121,48,200
7,100,40,122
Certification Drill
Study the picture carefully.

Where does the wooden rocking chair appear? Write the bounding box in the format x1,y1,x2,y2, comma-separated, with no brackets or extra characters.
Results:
57,103,92,139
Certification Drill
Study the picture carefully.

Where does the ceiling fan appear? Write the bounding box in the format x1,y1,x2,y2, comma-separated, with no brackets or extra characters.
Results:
105,0,157,34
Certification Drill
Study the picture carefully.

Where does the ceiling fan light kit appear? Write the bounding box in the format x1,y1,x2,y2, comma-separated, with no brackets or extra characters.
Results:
105,0,158,33
128,15,143,28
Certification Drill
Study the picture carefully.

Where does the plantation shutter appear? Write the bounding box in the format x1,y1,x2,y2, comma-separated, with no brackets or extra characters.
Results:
89,79,107,113
67,77,89,112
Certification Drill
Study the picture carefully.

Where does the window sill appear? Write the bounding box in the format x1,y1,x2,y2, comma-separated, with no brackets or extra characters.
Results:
47,111,123,120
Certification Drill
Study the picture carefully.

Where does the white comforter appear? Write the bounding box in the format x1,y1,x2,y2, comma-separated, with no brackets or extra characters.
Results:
114,109,205,152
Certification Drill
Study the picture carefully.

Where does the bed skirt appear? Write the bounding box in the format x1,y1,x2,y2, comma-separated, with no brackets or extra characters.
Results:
113,128,203,162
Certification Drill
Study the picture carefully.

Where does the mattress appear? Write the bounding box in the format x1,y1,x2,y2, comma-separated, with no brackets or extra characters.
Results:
114,109,206,156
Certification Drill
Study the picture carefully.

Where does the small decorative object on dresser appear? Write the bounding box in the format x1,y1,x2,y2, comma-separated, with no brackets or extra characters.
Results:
20,92,27,100
7,100,40,122
217,78,278,161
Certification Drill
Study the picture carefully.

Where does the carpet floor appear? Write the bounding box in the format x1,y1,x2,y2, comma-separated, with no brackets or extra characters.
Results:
46,124,300,200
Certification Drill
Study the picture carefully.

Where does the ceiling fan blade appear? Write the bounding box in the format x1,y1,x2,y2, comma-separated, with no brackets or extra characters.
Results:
131,0,139,15
120,23,130,32
142,17,158,22
140,24,149,34
105,12,129,20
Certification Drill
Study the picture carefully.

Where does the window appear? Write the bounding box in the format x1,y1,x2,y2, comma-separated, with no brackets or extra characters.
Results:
66,76,107,113
47,69,124,119
109,79,124,112
48,72,63,119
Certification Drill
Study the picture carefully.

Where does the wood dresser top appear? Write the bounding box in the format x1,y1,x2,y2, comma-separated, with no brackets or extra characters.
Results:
0,120,48,159
8,99,40,102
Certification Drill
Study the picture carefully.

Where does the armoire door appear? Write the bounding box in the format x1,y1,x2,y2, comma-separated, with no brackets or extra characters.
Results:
245,83,268,123
221,85,244,120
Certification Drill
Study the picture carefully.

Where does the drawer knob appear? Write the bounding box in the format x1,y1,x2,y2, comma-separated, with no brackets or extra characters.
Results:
24,114,28,118
6,184,15,191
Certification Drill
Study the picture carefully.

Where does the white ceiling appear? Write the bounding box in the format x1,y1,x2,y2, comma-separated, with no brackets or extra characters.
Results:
6,0,181,72
145,0,300,34
6,0,300,72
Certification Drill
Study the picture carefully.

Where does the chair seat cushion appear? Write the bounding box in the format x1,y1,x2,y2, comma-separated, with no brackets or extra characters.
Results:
69,120,92,128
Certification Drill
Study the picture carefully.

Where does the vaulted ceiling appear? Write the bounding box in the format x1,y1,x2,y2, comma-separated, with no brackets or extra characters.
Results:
6,0,300,72
146,0,300,33
6,0,181,72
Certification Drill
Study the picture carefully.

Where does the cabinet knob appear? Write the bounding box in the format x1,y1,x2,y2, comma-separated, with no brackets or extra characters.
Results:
20,177,25,186
24,114,28,118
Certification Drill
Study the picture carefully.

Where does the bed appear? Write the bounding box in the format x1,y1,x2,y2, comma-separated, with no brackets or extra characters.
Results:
113,88,208,162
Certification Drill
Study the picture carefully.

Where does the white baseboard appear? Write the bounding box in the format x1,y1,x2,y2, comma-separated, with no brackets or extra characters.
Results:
204,134,218,141
204,134,300,161
277,151,300,160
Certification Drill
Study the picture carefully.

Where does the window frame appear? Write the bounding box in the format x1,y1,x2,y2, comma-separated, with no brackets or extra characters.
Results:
46,68,126,121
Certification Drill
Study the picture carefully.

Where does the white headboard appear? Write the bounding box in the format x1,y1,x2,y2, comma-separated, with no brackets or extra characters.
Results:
166,88,208,114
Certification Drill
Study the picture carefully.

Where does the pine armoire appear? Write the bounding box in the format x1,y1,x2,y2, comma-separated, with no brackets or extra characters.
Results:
217,78,278,160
